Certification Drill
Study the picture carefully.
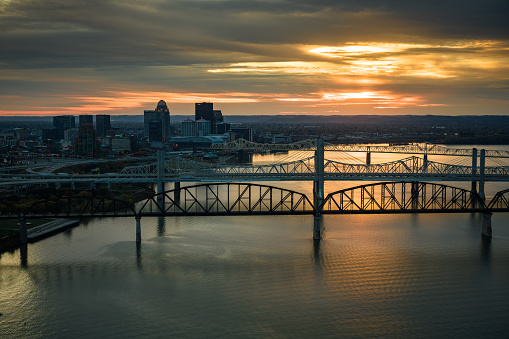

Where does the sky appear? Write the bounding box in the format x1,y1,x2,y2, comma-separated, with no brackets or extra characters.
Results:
0,0,508,116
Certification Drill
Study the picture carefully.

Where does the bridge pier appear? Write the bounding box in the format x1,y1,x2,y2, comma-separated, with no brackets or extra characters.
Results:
366,147,371,165
174,181,181,203
471,148,478,209
135,216,142,243
313,137,325,208
19,217,27,244
157,149,165,202
313,215,323,240
481,212,492,238
479,149,486,202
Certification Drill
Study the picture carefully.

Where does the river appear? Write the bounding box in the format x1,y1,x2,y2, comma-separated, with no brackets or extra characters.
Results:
1,146,509,338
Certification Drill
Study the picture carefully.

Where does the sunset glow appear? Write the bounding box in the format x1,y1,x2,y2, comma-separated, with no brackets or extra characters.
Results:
0,1,507,116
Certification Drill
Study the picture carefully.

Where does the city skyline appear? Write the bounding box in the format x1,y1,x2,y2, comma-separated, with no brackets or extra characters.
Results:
0,1,508,117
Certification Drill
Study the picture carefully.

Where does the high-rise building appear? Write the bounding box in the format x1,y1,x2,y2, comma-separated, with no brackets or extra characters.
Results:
79,115,93,126
195,102,221,134
148,120,163,142
96,114,111,137
74,123,97,158
195,102,213,120
144,100,170,140
53,115,75,140
213,110,223,124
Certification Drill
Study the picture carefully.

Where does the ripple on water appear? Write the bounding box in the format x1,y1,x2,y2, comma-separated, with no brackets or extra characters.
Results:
1,213,509,338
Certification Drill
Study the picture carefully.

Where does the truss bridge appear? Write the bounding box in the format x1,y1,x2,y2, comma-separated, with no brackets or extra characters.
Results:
4,181,509,243
3,138,509,243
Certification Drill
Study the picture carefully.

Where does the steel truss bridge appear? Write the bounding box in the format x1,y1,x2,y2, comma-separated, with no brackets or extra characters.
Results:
4,181,509,242
2,138,509,242
2,152,509,185
211,138,509,158
4,182,509,220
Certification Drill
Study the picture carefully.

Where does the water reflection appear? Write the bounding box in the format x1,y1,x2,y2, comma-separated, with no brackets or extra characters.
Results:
19,243,27,268
481,236,492,262
313,238,322,268
157,216,166,236
136,242,142,270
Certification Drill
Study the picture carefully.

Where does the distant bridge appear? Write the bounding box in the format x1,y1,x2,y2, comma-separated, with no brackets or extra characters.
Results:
210,138,509,158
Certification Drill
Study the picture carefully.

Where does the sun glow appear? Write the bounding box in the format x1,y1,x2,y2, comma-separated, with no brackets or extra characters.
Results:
308,43,425,57
276,90,433,109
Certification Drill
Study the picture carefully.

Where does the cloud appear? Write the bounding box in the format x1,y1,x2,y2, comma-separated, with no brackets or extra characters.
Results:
0,0,508,116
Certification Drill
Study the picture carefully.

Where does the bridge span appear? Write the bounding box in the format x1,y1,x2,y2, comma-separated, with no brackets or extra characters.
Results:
4,181,509,244
2,138,509,244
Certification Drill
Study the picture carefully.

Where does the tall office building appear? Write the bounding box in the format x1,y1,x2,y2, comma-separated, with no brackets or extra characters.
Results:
148,120,163,142
79,115,93,126
195,102,220,134
53,115,76,140
213,110,223,124
96,114,111,137
144,100,170,141
74,123,97,158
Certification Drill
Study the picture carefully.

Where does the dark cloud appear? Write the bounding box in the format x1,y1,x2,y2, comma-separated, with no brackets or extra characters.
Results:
2,0,508,69
0,0,508,115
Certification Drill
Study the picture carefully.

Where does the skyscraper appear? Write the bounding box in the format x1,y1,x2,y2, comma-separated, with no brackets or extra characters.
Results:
195,102,219,134
213,110,223,124
148,120,162,142
79,115,93,126
144,100,170,140
74,123,97,158
53,115,76,140
96,114,111,137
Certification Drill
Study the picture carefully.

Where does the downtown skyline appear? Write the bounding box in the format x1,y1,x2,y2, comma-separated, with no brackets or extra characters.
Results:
0,0,508,117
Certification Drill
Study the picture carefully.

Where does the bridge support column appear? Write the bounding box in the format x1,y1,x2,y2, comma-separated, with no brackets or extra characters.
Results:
157,149,165,201
423,153,428,172
481,212,492,238
19,217,27,244
313,137,325,208
366,147,371,165
479,149,486,202
174,181,181,203
471,148,478,209
313,215,323,240
135,216,142,243
71,181,76,191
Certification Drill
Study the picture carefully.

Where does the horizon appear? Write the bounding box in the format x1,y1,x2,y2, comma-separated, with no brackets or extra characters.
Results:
1,1,508,116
